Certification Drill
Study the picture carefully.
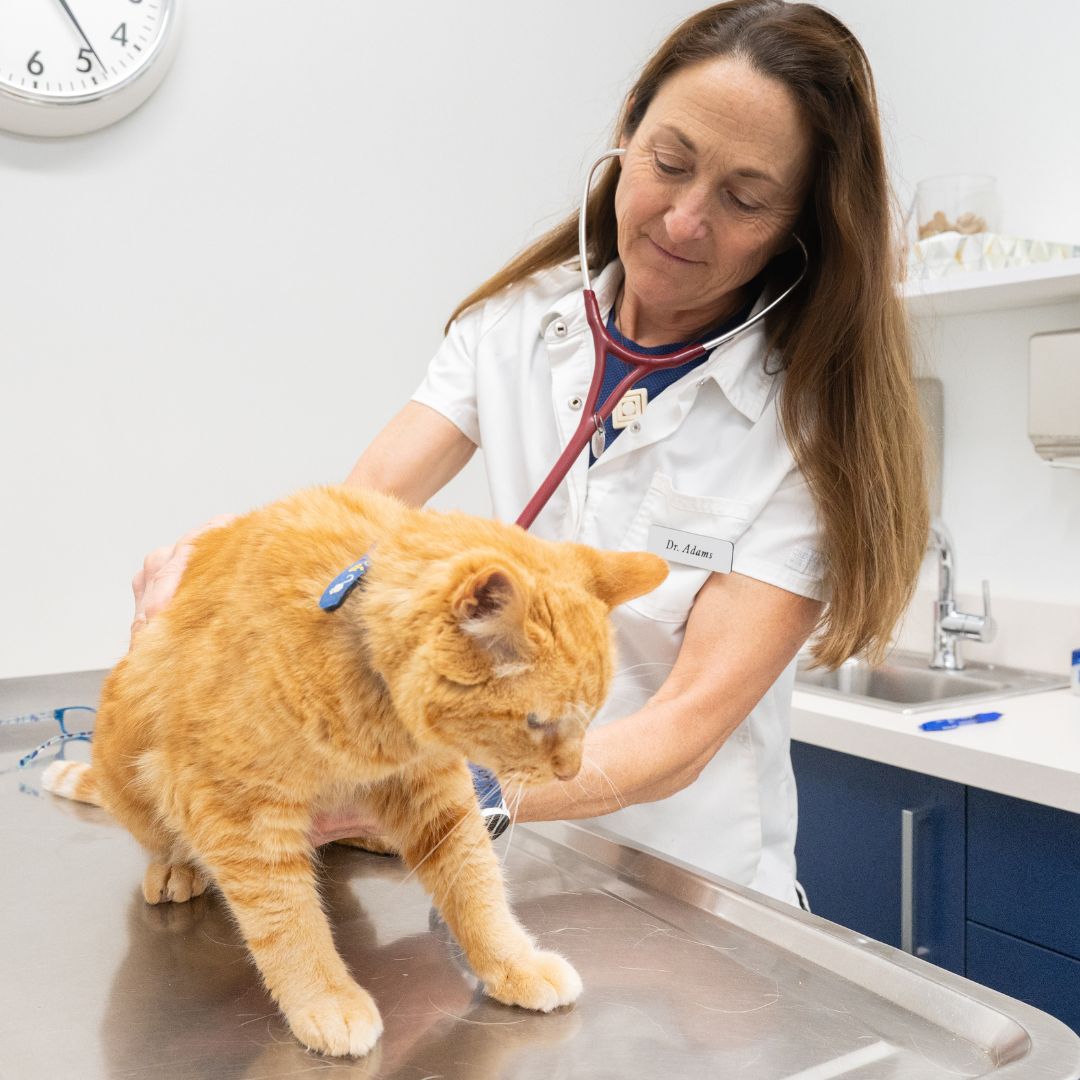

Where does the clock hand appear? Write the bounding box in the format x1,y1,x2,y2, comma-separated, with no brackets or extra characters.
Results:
52,0,108,73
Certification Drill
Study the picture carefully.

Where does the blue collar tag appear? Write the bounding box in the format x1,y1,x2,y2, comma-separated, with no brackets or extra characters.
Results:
319,554,372,611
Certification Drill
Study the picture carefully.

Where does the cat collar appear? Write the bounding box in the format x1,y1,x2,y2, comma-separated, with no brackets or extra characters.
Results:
319,554,371,611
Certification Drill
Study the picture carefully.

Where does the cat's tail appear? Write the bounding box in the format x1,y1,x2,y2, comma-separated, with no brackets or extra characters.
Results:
42,761,103,807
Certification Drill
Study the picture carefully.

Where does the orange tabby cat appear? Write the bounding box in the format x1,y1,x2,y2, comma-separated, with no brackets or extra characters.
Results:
43,485,666,1057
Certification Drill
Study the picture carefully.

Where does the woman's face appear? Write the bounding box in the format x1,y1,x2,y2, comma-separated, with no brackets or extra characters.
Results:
615,56,813,328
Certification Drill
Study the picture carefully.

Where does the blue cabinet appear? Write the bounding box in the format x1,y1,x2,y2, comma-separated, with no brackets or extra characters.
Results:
967,788,1080,959
791,741,1080,1035
966,923,1080,1035
790,741,965,975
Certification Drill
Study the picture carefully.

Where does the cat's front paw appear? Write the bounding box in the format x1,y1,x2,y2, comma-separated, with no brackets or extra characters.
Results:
285,983,383,1057
483,948,583,1012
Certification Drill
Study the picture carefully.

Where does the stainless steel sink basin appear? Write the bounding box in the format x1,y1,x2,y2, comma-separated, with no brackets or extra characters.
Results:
795,649,1068,713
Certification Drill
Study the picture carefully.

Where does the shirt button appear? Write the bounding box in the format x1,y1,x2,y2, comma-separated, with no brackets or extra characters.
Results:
568,396,583,411
553,320,568,338
630,420,642,434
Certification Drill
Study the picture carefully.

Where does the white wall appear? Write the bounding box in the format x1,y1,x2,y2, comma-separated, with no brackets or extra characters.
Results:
841,0,1080,244
826,0,1080,672
0,0,700,678
3,0,1079,679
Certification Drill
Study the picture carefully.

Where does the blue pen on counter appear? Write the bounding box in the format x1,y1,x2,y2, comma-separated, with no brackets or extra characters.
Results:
919,710,1003,733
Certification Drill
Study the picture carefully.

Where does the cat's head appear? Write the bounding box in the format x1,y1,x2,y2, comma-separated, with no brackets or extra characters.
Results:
388,539,667,787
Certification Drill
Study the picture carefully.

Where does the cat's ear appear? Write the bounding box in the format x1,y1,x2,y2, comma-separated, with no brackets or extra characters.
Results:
446,560,533,681
571,546,669,609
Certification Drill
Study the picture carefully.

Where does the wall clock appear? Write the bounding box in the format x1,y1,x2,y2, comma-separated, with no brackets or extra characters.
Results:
0,0,180,137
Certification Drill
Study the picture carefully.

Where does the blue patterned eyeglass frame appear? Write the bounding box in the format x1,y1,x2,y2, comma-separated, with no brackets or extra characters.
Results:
8,706,97,769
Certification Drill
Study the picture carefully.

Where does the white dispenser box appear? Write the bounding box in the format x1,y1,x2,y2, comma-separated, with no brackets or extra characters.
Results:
1030,328,1080,469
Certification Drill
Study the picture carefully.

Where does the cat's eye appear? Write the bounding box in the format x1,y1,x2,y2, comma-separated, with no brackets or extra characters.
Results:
526,713,557,733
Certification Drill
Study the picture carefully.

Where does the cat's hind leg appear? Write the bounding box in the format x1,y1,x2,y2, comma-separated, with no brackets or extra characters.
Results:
191,803,383,1057
106,800,207,905
46,755,204,904
142,859,209,904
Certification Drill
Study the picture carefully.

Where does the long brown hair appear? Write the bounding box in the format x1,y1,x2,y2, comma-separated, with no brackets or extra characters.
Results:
446,1,928,668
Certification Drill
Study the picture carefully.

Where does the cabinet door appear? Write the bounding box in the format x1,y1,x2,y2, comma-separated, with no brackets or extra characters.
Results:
968,787,1080,959
967,922,1080,1036
790,741,965,975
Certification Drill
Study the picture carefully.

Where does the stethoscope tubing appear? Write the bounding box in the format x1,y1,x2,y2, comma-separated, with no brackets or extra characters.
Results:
515,148,808,530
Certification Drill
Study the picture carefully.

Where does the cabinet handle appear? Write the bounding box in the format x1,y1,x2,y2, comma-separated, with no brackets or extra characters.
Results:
901,807,929,955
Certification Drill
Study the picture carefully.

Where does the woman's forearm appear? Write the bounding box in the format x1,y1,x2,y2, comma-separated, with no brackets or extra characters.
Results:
507,689,743,823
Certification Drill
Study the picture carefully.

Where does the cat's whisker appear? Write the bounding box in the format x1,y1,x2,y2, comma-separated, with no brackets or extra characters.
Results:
397,804,477,887
499,789,523,872
607,684,663,696
568,701,592,733
571,771,592,804
596,695,652,712
396,772,507,888
584,752,627,810
238,1010,280,1028
437,821,494,899
614,661,675,676
606,679,666,694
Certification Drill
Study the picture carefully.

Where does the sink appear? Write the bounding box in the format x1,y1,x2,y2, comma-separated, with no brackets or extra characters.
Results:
795,649,1068,713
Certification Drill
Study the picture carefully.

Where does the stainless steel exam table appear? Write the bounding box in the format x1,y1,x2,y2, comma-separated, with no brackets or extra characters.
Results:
3,670,1079,1080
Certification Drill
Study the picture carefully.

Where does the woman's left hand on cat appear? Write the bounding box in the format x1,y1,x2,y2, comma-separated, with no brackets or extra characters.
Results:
130,514,237,644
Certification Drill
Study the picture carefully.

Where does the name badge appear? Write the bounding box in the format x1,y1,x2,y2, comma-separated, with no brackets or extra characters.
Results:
647,524,734,573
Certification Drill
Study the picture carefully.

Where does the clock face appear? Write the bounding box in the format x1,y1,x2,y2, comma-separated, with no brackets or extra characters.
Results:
0,0,178,136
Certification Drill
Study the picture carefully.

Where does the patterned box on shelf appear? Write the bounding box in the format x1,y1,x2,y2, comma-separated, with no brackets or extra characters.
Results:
908,232,1080,280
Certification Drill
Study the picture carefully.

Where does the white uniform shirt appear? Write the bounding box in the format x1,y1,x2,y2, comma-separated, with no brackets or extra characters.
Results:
412,259,826,905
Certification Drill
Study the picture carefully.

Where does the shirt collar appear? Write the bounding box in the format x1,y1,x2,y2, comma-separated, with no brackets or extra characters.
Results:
538,260,780,424
696,286,781,423
538,258,624,341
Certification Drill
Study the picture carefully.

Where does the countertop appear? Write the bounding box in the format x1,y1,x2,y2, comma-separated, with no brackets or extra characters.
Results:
5,669,1080,1078
792,685,1080,814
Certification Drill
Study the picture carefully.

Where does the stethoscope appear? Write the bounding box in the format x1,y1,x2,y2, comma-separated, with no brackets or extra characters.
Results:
515,147,809,530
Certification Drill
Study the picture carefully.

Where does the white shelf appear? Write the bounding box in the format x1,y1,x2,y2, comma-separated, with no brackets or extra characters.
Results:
904,257,1080,317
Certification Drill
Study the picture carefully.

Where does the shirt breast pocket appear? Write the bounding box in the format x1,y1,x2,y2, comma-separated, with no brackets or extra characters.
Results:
618,472,752,623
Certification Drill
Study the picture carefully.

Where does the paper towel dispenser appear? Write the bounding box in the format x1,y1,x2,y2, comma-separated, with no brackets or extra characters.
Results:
1029,328,1080,469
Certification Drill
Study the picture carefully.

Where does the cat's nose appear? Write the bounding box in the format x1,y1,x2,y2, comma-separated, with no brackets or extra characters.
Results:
552,753,581,782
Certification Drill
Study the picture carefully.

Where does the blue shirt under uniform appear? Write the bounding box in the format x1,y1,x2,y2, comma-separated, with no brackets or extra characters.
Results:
589,296,758,466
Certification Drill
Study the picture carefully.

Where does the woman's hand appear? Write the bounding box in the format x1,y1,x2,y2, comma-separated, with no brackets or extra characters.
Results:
129,515,236,646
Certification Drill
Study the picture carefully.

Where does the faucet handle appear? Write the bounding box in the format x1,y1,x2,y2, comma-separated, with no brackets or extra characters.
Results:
938,578,997,644
978,579,997,643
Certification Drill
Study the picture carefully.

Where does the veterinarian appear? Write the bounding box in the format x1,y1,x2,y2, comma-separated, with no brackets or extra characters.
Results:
133,0,927,908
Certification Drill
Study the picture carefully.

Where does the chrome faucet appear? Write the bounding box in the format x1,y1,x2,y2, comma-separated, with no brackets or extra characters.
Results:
928,520,996,670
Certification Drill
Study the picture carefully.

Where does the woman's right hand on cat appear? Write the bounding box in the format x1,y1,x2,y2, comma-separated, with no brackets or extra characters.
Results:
130,515,236,644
